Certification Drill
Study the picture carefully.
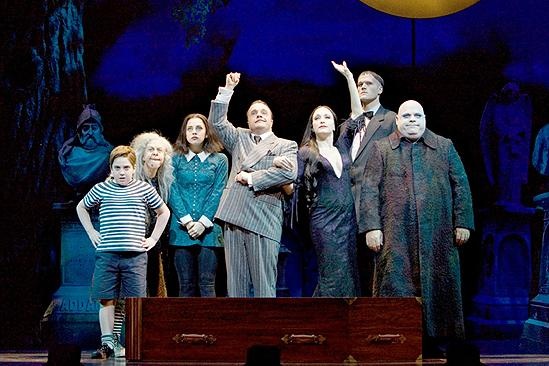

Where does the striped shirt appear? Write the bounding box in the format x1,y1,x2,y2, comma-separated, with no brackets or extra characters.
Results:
83,179,164,252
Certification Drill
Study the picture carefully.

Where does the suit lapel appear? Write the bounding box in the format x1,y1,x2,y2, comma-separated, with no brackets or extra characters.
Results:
357,108,385,158
241,133,278,170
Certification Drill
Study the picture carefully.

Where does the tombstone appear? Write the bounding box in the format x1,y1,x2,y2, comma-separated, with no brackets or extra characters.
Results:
41,203,100,347
467,205,535,337
42,105,112,347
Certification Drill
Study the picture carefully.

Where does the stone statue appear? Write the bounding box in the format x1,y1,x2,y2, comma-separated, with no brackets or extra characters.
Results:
58,105,113,193
533,124,549,176
480,82,532,207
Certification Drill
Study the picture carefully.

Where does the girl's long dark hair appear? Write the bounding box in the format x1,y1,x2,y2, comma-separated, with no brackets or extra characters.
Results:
174,113,223,154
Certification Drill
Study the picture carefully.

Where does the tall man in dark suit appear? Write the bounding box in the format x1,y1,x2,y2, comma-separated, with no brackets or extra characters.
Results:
333,61,396,296
208,72,298,297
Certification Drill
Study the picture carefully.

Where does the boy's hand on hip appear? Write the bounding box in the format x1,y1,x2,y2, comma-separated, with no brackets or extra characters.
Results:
87,230,101,248
142,237,157,251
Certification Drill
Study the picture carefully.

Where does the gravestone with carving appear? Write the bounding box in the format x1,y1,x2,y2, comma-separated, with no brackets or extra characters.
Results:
43,105,112,346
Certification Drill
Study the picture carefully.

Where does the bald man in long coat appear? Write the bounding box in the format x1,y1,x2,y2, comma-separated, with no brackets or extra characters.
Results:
360,100,474,353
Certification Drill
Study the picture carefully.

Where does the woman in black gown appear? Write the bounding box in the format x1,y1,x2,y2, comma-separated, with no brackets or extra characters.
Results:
296,105,360,297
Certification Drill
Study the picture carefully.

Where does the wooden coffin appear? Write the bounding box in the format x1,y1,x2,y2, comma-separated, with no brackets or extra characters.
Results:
126,297,421,364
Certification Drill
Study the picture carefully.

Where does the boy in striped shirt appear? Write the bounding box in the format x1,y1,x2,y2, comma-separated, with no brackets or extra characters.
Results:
76,145,170,359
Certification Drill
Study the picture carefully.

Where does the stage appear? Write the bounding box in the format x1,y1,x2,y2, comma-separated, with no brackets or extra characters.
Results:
2,340,549,366
1,348,548,365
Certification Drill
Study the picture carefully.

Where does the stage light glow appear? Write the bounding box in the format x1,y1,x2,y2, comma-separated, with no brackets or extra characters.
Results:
359,0,480,18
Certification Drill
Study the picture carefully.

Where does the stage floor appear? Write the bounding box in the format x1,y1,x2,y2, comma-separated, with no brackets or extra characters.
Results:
1,339,548,366
0,350,548,366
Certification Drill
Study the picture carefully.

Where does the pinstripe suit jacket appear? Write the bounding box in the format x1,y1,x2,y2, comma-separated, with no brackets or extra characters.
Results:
209,100,298,242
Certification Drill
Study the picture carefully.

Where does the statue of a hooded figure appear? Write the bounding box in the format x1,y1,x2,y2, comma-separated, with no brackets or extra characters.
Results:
58,105,113,193
480,82,532,206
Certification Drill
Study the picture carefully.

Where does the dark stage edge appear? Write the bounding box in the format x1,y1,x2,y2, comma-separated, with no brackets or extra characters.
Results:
1,351,549,366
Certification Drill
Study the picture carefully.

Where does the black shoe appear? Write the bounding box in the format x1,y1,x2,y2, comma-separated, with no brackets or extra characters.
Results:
422,342,444,359
91,343,114,359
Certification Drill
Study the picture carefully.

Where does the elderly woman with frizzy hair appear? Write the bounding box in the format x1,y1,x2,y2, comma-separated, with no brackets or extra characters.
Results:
131,131,174,297
131,131,174,203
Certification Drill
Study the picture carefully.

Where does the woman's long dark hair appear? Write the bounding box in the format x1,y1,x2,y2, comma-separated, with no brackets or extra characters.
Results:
300,105,338,209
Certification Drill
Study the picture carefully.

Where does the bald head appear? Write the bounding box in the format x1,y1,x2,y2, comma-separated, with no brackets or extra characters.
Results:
396,100,426,140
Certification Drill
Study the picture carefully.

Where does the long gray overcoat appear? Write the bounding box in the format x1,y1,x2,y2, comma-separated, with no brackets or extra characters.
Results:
359,129,474,338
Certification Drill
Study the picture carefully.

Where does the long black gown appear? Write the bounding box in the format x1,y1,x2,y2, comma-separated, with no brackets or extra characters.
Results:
297,137,360,297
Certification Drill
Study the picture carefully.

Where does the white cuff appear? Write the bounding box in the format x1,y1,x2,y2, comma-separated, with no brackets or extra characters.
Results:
215,87,234,103
179,215,193,226
198,215,214,228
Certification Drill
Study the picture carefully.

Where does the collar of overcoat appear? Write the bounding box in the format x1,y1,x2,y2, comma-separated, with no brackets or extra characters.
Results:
389,128,438,150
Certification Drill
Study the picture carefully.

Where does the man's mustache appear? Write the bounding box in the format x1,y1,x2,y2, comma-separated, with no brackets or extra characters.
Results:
81,133,97,142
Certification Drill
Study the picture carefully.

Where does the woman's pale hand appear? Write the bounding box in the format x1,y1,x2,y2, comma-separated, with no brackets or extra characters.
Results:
366,230,383,252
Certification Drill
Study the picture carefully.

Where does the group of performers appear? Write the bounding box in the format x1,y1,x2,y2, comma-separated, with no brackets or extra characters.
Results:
74,61,474,359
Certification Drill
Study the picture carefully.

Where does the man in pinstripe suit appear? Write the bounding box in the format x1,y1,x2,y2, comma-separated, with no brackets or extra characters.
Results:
208,72,298,297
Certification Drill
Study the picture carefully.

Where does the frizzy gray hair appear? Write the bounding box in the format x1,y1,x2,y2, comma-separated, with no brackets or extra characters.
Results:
130,131,174,201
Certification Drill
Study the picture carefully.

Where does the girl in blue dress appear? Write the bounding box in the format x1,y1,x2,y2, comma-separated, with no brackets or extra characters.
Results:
169,113,228,297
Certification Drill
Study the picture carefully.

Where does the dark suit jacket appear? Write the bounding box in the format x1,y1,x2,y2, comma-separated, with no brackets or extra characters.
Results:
339,106,396,228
